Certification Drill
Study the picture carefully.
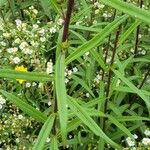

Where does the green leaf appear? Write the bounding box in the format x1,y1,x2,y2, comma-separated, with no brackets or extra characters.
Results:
107,115,133,138
0,90,47,123
55,53,68,143
0,69,52,82
68,96,121,149
119,20,141,45
113,69,150,109
49,136,59,150
66,15,128,64
33,114,55,150
100,0,150,24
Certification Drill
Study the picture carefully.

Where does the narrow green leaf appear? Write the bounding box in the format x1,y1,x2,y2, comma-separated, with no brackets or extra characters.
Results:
0,69,52,82
113,69,150,109
119,20,141,45
68,96,121,149
33,114,55,150
66,15,128,64
107,115,133,138
100,0,150,24
0,90,47,123
55,53,68,142
50,136,59,150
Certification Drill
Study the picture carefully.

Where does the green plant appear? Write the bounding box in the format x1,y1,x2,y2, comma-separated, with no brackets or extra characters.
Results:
0,0,150,149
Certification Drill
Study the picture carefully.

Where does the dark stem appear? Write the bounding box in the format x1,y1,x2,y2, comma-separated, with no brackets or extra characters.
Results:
62,0,74,42
134,0,143,56
103,24,122,130
138,65,150,89
101,10,116,80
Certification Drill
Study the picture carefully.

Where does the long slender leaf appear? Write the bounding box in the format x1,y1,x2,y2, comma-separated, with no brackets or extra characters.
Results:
66,15,128,64
113,69,150,109
0,69,52,82
55,53,68,143
68,96,121,149
33,114,55,150
0,90,47,123
100,0,150,24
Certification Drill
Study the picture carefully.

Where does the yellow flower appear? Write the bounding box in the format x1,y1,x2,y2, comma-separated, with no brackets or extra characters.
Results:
15,65,28,84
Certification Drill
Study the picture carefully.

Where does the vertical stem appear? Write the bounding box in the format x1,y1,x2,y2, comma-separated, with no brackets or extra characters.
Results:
101,10,116,80
62,0,74,42
53,0,74,137
103,24,122,130
134,0,143,56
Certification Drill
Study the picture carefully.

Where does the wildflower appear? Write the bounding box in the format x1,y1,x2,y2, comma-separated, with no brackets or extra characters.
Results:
15,65,28,84
144,129,150,136
46,61,53,74
67,70,72,76
49,27,56,33
18,114,23,120
12,57,21,64
126,137,135,147
40,37,46,42
57,18,64,26
73,67,78,73
142,138,150,146
15,19,22,27
48,101,52,106
0,95,6,110
86,93,90,98
26,82,31,88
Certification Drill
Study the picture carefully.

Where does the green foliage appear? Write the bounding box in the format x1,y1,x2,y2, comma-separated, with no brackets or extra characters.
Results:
0,0,150,149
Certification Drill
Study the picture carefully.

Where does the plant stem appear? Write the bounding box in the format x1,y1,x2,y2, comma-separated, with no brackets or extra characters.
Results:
62,0,74,42
103,24,122,130
101,10,116,80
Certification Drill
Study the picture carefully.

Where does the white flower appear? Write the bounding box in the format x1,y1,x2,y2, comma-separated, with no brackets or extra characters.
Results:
132,134,138,139
39,29,45,34
126,137,135,147
49,27,56,33
19,42,28,50
40,37,46,42
18,114,23,119
85,52,89,56
32,9,38,15
142,138,150,146
57,18,64,26
46,137,50,143
144,129,150,136
33,24,39,29
26,82,31,88
65,78,69,84
12,57,21,64
86,93,90,98
73,67,78,73
46,61,53,74
32,82,37,87
95,9,100,15
22,48,33,55
15,19,22,27
0,95,6,104
14,38,21,44
0,104,3,109
1,41,6,46
48,101,52,106
68,70,72,76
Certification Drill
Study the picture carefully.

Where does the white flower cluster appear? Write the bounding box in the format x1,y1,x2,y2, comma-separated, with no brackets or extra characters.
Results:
0,95,6,109
46,60,53,74
65,67,78,84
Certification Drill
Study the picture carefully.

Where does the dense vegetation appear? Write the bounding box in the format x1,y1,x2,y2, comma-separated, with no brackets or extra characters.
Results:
0,0,150,149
